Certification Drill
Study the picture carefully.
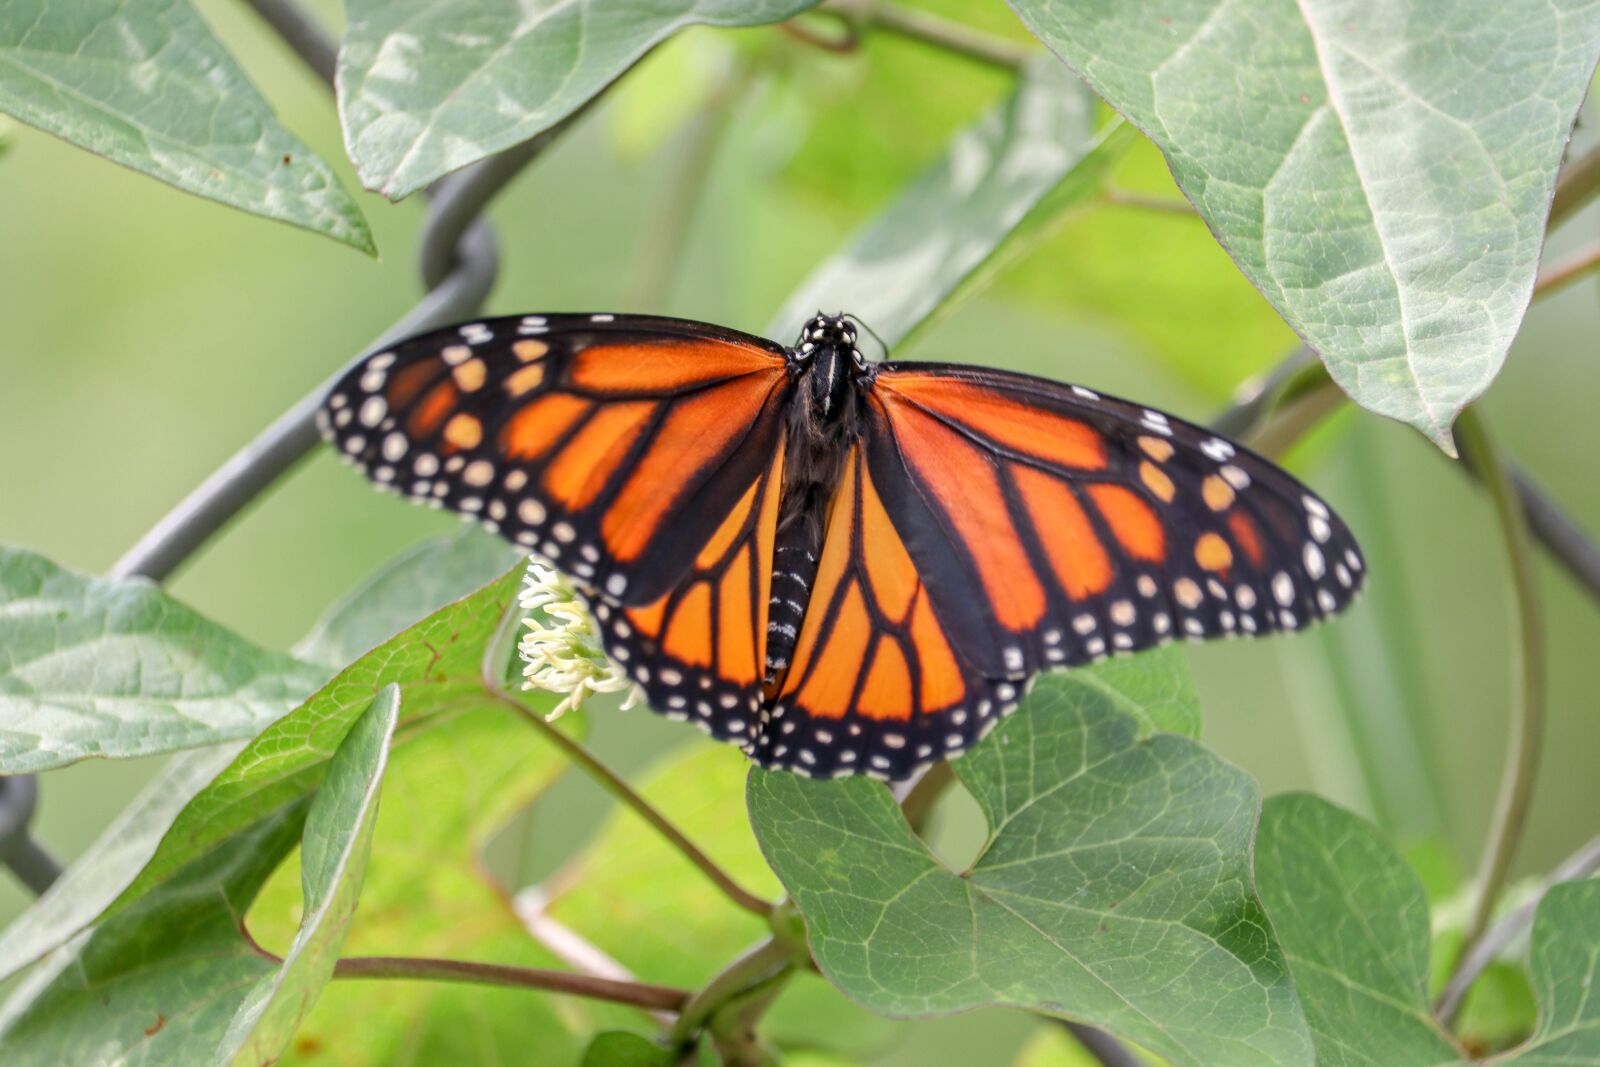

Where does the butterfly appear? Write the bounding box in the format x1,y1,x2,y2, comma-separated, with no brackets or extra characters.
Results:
319,312,1364,780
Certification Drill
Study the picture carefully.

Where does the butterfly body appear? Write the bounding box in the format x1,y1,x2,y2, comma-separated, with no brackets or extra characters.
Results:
321,311,1365,780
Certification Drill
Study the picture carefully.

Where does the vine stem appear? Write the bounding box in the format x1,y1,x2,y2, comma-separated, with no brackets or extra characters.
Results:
1450,407,1546,966
327,955,689,1011
1532,240,1600,300
1548,143,1600,228
480,604,775,919
813,0,1033,70
667,937,797,1048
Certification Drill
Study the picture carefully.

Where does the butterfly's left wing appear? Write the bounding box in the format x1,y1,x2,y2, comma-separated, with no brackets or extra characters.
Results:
753,361,1365,780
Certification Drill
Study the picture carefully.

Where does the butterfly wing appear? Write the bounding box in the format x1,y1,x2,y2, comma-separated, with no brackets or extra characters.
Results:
751,361,1365,780
319,314,790,608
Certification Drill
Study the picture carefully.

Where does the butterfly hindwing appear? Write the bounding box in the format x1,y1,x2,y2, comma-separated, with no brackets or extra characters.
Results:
319,314,791,607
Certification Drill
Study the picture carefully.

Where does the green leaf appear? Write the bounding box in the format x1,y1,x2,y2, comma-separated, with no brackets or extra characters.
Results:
248,703,598,1065
296,526,521,667
749,664,1311,1067
582,1030,675,1067
1006,0,1600,452
105,563,524,917
0,744,241,984
1518,879,1600,1063
769,58,1131,349
1254,794,1461,1064
339,0,819,200
0,0,373,252
220,685,399,1066
0,547,327,774
0,796,308,1064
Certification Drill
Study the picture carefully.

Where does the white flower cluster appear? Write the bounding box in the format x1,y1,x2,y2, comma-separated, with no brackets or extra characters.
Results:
517,559,642,720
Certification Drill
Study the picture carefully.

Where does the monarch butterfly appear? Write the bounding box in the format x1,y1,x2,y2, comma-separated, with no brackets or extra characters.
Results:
319,312,1363,780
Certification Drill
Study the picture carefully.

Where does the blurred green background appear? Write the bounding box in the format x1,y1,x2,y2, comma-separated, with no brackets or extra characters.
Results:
2,1,1597,1061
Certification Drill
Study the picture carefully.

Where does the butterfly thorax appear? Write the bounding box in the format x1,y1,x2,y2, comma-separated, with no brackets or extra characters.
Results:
765,315,873,687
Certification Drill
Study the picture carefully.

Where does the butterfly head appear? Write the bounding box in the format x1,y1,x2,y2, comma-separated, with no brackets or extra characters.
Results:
791,313,872,422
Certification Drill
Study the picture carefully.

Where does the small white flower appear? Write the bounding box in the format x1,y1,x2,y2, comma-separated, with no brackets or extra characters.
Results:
517,559,642,720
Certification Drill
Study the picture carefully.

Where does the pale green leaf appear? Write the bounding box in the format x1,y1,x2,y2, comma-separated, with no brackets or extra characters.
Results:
750,665,1311,1067
0,798,307,1065
0,0,373,251
582,1030,675,1067
340,0,818,199
220,685,399,1066
0,547,326,773
1255,793,1600,1064
769,58,1130,349
105,564,523,916
0,743,241,984
296,525,521,667
1007,0,1600,451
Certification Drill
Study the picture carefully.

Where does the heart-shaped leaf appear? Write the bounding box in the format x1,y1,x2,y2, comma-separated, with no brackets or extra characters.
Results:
750,661,1310,1067
1006,0,1600,452
0,0,373,251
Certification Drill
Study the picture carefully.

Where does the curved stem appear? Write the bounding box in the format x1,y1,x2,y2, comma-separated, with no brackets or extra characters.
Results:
668,937,795,1047
1452,407,1546,961
1532,240,1600,300
481,607,775,919
329,955,689,1011
1548,143,1600,229
816,0,1032,71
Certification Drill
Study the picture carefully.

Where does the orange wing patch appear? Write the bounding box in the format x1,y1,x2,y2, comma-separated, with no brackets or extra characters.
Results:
602,374,781,562
571,339,782,393
662,583,714,668
1012,464,1112,599
857,638,912,721
879,376,1105,471
543,400,656,510
1087,484,1165,563
880,394,1046,631
501,393,591,461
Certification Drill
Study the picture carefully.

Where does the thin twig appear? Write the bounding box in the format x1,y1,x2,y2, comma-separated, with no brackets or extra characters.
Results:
327,955,689,1011
816,0,1032,71
1057,1021,1151,1067
0,776,63,894
1451,408,1546,964
1532,241,1600,300
1548,143,1600,229
1436,832,1600,1025
1101,187,1199,215
480,606,775,919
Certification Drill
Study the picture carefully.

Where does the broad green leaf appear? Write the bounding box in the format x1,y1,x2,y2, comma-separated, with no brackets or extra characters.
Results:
248,702,600,1065
750,667,1311,1067
0,547,326,773
0,743,241,984
1254,794,1461,1064
583,1030,675,1067
220,685,398,1066
106,564,523,916
296,525,521,667
0,0,373,252
1256,794,1600,1063
1007,0,1600,452
339,0,819,199
0,796,308,1064
1517,880,1600,1063
769,58,1131,349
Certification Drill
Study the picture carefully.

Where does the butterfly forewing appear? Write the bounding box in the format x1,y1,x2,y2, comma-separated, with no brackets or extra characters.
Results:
866,363,1365,683
320,314,790,607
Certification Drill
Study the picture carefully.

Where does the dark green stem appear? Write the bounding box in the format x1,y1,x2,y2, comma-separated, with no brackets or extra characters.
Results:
1451,407,1546,965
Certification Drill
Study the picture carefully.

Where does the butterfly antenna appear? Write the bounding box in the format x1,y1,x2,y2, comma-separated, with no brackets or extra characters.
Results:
843,314,890,363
